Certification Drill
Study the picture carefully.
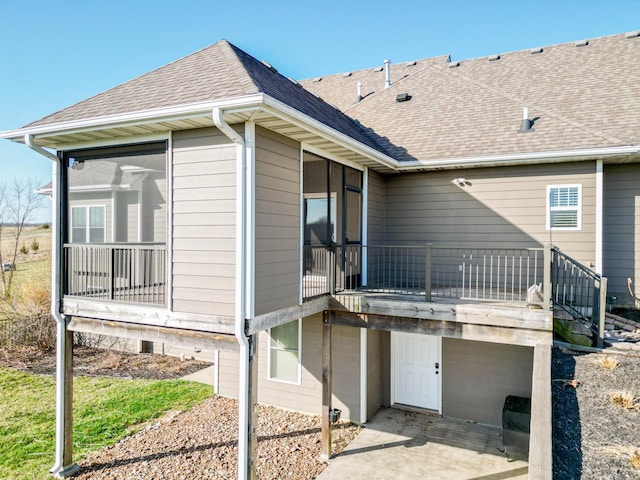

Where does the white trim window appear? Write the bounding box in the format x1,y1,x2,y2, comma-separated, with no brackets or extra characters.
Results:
547,184,582,230
268,319,301,384
71,205,106,242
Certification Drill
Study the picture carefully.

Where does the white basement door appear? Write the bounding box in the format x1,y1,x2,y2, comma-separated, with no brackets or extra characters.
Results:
392,332,441,412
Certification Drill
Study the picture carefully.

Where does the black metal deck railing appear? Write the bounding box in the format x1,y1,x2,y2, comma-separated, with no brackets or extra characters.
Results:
63,243,166,306
303,243,607,345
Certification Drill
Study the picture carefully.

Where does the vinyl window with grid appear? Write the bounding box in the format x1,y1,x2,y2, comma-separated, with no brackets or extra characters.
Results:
546,185,581,230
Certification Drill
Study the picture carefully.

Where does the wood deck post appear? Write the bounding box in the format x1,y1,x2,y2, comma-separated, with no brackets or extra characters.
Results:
543,244,552,311
596,277,608,348
320,311,332,462
247,334,258,480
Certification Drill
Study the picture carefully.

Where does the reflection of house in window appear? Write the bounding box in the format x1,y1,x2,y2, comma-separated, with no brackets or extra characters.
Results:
71,206,105,243
39,144,167,244
304,193,336,245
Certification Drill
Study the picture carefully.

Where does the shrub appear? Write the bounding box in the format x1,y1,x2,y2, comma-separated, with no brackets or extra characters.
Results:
19,244,28,255
30,239,39,252
611,391,637,410
39,224,50,229
597,356,620,370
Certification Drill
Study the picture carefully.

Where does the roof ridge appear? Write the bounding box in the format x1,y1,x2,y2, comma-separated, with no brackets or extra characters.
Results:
342,61,442,114
301,54,451,82
431,60,627,145
219,40,263,94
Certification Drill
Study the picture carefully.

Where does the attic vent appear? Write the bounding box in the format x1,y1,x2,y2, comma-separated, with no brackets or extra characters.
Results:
574,40,589,47
396,93,411,102
313,77,322,82
625,30,640,38
343,72,352,77
373,66,384,72
406,61,417,67
261,60,277,73
448,61,460,68
530,47,543,54
487,54,501,61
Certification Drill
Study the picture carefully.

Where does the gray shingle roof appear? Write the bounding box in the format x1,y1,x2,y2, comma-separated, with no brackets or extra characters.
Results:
26,40,387,155
24,33,640,165
302,32,640,162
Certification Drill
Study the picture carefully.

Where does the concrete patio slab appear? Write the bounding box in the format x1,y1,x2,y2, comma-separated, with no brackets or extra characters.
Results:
318,408,528,480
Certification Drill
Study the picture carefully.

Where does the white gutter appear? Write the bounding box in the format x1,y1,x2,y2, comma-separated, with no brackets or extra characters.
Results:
25,135,78,476
8,95,639,177
398,145,640,171
212,107,251,480
2,95,264,142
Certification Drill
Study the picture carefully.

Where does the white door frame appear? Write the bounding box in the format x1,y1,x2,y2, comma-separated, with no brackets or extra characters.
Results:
390,332,442,413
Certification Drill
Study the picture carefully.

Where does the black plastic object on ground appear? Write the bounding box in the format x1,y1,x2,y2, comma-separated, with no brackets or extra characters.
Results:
502,395,531,461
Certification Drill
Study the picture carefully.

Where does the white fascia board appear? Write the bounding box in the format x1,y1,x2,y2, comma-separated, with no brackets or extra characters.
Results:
260,95,401,171
0,94,264,142
400,145,640,171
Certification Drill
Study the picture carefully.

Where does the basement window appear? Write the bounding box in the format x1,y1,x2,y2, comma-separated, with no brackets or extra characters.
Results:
268,319,301,384
547,185,582,230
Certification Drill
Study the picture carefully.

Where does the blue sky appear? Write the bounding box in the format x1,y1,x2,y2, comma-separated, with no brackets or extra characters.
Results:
1,0,638,222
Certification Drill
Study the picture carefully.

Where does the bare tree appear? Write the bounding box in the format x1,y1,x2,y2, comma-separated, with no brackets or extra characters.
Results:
0,178,44,300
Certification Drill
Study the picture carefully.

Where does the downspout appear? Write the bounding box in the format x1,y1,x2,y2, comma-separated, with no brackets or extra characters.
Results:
212,108,251,480
24,135,77,476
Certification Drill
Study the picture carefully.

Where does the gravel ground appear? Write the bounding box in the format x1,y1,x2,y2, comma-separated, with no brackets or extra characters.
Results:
552,347,640,479
74,396,362,480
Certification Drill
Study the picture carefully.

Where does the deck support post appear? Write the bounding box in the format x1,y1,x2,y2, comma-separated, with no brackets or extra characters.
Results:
543,244,552,311
320,311,333,462
247,334,258,480
51,320,79,478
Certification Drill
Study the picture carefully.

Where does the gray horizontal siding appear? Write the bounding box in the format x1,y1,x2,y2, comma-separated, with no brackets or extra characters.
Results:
442,338,533,426
254,126,301,316
172,127,237,318
384,162,596,266
603,163,640,301
217,314,362,421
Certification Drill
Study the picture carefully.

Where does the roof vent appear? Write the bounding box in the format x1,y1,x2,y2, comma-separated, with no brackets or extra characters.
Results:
406,61,417,67
488,54,501,61
343,72,352,77
529,47,543,54
313,77,322,82
261,60,277,73
373,66,384,72
396,93,411,102
574,39,589,47
625,30,640,38
448,61,460,68
356,82,362,102
384,59,391,89
518,107,534,133
288,77,302,88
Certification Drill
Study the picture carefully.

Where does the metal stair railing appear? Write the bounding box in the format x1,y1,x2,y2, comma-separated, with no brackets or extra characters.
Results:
550,246,607,347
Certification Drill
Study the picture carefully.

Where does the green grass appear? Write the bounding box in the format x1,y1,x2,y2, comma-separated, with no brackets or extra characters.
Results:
0,367,213,479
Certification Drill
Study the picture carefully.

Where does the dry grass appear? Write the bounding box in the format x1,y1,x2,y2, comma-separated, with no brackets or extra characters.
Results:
611,391,638,410
597,356,621,370
598,446,640,470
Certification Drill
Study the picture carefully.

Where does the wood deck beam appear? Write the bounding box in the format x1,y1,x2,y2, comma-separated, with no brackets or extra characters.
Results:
68,316,239,352
63,298,235,335
328,310,551,347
